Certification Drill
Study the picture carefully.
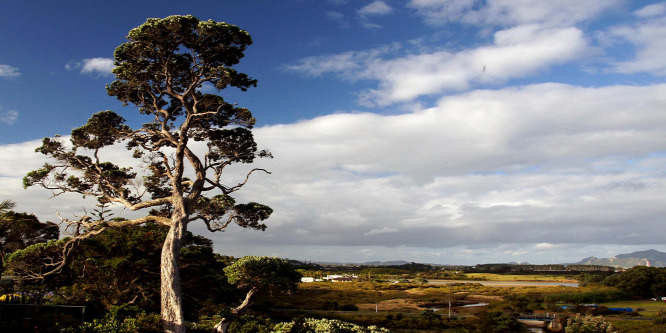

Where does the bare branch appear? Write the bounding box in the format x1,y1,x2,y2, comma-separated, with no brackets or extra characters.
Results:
199,214,235,232
210,168,271,195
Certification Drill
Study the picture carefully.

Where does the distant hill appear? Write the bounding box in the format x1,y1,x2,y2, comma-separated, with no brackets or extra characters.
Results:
575,249,666,268
362,260,410,266
310,260,417,266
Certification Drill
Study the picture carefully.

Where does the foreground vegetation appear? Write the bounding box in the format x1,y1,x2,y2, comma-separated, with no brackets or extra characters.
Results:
4,204,666,332
5,256,666,332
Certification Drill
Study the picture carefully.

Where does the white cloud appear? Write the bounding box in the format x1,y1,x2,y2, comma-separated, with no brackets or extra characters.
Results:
535,243,559,250
81,58,115,76
0,64,20,78
365,227,398,235
604,14,666,76
288,26,591,105
284,43,400,78
0,108,18,125
407,0,622,27
326,11,352,28
634,3,666,18
368,26,590,105
358,1,393,16
67,57,115,76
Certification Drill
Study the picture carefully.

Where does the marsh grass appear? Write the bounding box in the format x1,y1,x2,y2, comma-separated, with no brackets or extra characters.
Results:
266,282,509,315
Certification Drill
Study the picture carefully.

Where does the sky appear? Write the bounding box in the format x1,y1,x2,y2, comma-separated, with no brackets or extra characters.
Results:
1,0,666,266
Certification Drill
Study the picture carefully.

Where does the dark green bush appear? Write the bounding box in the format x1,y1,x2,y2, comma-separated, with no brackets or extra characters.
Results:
339,304,358,311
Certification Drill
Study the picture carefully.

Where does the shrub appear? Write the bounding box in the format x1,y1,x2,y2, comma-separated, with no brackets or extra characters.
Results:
412,277,428,285
272,318,390,333
77,305,161,333
476,311,522,333
546,289,626,304
656,310,666,325
228,314,276,333
419,309,440,321
565,314,617,333
340,304,359,311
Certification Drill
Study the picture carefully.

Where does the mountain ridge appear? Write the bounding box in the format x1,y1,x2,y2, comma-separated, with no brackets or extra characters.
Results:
573,249,666,268
305,249,666,268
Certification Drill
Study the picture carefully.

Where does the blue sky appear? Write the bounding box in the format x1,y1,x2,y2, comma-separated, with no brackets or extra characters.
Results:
2,0,666,265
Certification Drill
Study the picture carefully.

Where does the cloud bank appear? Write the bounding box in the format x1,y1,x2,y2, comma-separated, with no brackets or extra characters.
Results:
219,84,666,255
6,82,665,264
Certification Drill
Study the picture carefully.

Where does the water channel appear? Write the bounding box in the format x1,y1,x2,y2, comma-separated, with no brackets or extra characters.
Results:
424,279,573,333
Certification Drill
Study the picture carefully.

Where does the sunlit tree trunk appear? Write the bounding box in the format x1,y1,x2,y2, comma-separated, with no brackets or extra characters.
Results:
161,207,188,333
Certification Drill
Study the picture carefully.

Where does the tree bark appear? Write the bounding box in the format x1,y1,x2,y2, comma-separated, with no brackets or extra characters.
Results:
161,208,188,333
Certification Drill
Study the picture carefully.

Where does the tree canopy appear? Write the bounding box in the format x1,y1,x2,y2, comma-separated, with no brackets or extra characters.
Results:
224,256,301,295
601,266,666,298
212,256,301,333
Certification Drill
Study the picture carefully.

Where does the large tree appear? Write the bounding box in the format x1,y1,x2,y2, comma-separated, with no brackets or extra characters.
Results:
23,15,272,333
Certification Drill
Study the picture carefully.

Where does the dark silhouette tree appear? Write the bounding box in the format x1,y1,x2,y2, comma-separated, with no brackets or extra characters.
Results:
5,223,233,320
0,200,59,274
23,15,272,332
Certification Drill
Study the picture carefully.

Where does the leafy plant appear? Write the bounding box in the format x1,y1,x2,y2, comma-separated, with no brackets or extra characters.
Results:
272,318,390,333
565,314,617,333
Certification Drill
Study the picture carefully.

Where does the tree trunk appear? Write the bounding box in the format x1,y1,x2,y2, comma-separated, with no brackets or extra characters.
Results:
161,209,188,333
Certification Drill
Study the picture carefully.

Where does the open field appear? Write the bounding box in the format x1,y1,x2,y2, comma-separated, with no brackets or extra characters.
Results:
465,273,578,283
268,281,508,314
263,274,666,332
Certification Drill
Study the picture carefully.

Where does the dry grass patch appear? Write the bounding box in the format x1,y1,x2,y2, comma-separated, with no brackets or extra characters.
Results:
404,288,427,295
466,295,504,302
